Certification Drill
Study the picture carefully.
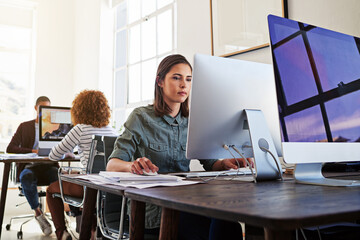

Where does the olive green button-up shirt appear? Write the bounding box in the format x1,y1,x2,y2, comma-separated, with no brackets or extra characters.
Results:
109,105,217,228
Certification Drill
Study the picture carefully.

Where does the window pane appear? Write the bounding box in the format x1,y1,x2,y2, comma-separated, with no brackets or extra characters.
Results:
141,58,156,101
128,0,140,24
0,26,31,49
274,36,318,105
0,72,28,89
284,105,327,142
326,91,360,142
0,74,27,115
128,64,141,103
116,30,127,68
129,25,140,64
307,28,360,92
142,0,156,17
157,0,173,9
0,52,29,74
157,9,172,55
141,17,156,60
116,1,127,29
115,69,127,108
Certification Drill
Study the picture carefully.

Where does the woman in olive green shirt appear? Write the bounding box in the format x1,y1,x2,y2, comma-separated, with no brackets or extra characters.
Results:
107,54,245,239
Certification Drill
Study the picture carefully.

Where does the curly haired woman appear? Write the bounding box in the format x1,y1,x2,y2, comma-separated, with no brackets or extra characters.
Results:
46,90,116,240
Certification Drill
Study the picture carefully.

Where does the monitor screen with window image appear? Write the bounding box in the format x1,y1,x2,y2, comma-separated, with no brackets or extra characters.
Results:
38,106,72,156
268,14,360,186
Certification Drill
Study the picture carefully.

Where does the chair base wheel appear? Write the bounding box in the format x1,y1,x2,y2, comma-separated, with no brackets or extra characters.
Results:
6,224,11,230
17,231,23,239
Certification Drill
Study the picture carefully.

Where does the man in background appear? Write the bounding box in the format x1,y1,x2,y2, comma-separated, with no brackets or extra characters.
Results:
7,96,58,236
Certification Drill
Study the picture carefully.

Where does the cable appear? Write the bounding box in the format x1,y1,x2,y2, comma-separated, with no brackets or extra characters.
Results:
316,226,322,240
193,145,243,182
229,145,257,183
259,147,283,181
300,228,308,240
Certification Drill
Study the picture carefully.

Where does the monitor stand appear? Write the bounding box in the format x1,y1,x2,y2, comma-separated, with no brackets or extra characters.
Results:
294,163,360,187
244,109,283,181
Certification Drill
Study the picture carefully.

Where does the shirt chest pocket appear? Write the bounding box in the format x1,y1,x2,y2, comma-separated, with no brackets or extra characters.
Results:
147,142,169,166
149,143,168,152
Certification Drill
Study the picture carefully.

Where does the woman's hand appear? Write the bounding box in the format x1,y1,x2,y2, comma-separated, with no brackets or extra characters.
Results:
130,157,159,175
213,158,254,171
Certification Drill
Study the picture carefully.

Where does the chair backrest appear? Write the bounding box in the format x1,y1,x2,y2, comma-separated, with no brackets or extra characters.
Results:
97,135,128,239
102,135,118,164
87,135,106,174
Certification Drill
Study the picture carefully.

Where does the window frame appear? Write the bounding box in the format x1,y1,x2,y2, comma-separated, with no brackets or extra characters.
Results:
112,0,177,130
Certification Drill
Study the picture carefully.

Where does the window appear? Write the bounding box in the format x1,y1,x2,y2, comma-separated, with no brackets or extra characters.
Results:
0,0,37,152
112,0,176,130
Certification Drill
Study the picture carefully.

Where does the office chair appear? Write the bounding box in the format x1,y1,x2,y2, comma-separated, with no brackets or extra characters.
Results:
97,136,159,240
96,135,129,240
54,135,106,206
52,135,107,237
6,162,54,239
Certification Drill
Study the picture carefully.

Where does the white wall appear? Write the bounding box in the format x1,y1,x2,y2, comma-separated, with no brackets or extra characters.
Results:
177,0,212,64
288,0,360,37
35,0,75,107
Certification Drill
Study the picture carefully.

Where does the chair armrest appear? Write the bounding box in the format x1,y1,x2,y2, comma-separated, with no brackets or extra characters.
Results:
57,167,86,207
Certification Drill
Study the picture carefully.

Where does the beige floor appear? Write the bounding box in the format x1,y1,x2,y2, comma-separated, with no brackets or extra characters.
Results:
1,188,78,240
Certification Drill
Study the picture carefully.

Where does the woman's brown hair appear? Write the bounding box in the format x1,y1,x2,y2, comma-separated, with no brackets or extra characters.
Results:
154,54,192,117
71,90,111,127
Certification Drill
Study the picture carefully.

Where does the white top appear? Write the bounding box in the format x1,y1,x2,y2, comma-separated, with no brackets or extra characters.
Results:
49,124,117,168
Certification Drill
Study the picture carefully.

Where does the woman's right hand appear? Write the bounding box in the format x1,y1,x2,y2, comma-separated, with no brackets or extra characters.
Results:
130,157,159,175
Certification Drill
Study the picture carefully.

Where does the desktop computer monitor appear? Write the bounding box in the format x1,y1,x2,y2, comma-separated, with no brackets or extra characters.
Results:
38,106,72,156
268,15,360,186
186,54,283,181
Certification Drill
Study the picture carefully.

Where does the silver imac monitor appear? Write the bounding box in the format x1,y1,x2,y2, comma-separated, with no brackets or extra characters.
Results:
38,106,72,156
268,14,360,186
186,54,283,181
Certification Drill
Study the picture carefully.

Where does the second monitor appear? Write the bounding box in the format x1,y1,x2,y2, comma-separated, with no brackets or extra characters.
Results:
38,106,72,156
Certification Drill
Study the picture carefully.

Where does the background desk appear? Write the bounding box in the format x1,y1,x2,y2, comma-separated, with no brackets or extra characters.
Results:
125,175,360,240
0,157,78,237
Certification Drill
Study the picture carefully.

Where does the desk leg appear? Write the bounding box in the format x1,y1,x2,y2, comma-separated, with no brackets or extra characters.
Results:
159,207,179,240
264,228,292,240
130,199,145,240
79,187,97,240
0,163,10,237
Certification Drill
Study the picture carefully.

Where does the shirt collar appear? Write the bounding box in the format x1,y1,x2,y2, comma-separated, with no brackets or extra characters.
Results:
163,112,183,126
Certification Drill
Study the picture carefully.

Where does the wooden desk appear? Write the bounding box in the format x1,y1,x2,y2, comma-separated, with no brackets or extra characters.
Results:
125,176,360,240
0,157,78,237
60,174,127,240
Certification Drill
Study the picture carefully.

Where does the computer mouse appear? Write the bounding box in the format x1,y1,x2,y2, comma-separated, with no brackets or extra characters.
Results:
142,171,158,176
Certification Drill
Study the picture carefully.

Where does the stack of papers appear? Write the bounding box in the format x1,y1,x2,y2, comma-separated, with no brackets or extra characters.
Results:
99,171,181,182
73,173,199,189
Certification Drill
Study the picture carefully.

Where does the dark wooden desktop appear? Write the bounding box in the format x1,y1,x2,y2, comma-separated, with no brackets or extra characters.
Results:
125,173,360,240
0,157,78,237
60,171,360,240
